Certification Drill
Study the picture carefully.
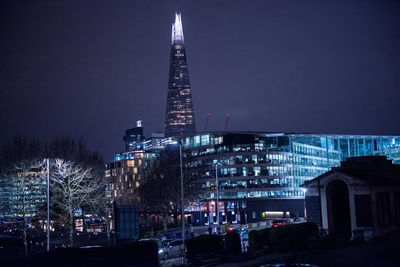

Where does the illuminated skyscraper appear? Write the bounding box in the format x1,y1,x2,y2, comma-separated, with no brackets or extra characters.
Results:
165,13,196,136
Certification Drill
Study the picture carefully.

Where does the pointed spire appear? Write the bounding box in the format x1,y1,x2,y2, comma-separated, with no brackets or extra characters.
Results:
171,13,184,45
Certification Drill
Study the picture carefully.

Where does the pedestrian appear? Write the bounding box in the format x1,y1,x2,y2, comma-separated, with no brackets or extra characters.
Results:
208,226,212,235
189,224,194,238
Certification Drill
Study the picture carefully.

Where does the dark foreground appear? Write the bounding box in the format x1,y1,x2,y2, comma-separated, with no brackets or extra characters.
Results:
217,241,400,267
0,241,399,267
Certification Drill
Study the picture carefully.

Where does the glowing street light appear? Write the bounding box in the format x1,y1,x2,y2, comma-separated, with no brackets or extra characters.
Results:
215,163,222,225
171,141,185,264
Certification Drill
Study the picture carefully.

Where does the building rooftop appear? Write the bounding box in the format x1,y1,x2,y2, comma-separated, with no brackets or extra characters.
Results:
179,131,400,138
306,156,400,186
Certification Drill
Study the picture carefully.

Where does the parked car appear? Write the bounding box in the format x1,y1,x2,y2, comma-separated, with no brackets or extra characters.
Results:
158,239,184,260
271,219,292,227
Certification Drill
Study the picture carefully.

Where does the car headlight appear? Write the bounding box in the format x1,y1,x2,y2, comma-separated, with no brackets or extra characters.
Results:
158,249,164,254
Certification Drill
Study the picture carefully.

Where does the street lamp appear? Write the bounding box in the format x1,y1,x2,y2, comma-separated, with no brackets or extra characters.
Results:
45,158,50,252
171,141,185,264
179,144,185,244
215,163,222,225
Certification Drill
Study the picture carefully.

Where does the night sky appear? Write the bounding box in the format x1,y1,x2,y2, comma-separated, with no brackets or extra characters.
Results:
1,0,399,161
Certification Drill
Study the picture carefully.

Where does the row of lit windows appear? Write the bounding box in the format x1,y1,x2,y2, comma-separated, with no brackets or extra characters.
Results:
110,167,139,177
110,181,139,191
292,166,328,177
186,153,293,168
186,143,291,157
183,134,399,154
202,189,305,200
201,178,296,190
194,166,293,179
113,152,154,162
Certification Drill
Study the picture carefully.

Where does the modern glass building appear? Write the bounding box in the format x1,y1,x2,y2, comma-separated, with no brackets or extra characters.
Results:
0,171,46,218
106,150,156,205
164,13,196,136
179,132,400,224
123,120,145,151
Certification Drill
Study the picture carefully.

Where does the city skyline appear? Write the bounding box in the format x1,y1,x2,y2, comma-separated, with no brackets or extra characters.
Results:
1,1,399,160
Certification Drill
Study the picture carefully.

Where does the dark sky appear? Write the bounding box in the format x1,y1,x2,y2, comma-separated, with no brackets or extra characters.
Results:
1,0,399,161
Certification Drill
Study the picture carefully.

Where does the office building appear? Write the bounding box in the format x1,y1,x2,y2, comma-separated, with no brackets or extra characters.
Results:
123,120,145,151
106,150,156,205
179,132,400,224
164,13,196,136
0,170,46,218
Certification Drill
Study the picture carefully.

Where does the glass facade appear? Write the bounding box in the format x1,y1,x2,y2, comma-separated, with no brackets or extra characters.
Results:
165,13,196,136
123,120,145,151
180,132,400,202
0,172,46,218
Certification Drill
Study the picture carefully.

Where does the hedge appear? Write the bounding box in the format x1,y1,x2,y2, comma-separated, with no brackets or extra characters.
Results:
224,229,242,255
249,222,319,252
185,234,224,259
14,240,159,267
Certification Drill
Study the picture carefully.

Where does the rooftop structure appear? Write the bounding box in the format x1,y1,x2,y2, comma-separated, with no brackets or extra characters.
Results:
171,13,184,45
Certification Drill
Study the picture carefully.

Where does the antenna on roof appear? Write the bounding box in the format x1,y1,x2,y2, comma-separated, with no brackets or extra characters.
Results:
204,113,210,131
225,114,230,131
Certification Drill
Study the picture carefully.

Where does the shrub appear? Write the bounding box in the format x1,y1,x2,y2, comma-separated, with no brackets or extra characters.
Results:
248,230,258,247
185,234,223,259
248,228,270,248
224,229,241,255
268,222,319,252
257,228,270,246
22,240,159,266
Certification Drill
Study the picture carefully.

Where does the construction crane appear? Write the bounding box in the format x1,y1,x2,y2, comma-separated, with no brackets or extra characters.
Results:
204,112,210,131
225,114,230,131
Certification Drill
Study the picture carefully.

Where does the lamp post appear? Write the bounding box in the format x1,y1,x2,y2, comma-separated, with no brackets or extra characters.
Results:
215,163,222,225
179,144,185,251
46,158,50,252
301,187,307,222
172,141,185,264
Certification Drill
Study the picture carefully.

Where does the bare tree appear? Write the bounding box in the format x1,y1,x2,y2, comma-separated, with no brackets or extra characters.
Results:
51,159,99,247
1,136,106,251
139,148,197,230
89,195,114,246
87,171,114,246
139,149,180,230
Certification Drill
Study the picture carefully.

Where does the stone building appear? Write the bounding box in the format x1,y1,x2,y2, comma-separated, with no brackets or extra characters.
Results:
305,156,400,240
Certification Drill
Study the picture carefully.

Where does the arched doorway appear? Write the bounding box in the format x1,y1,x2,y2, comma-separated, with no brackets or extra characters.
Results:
326,179,351,240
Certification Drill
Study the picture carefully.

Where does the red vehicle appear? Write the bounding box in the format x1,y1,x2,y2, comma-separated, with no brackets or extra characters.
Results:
271,220,292,227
